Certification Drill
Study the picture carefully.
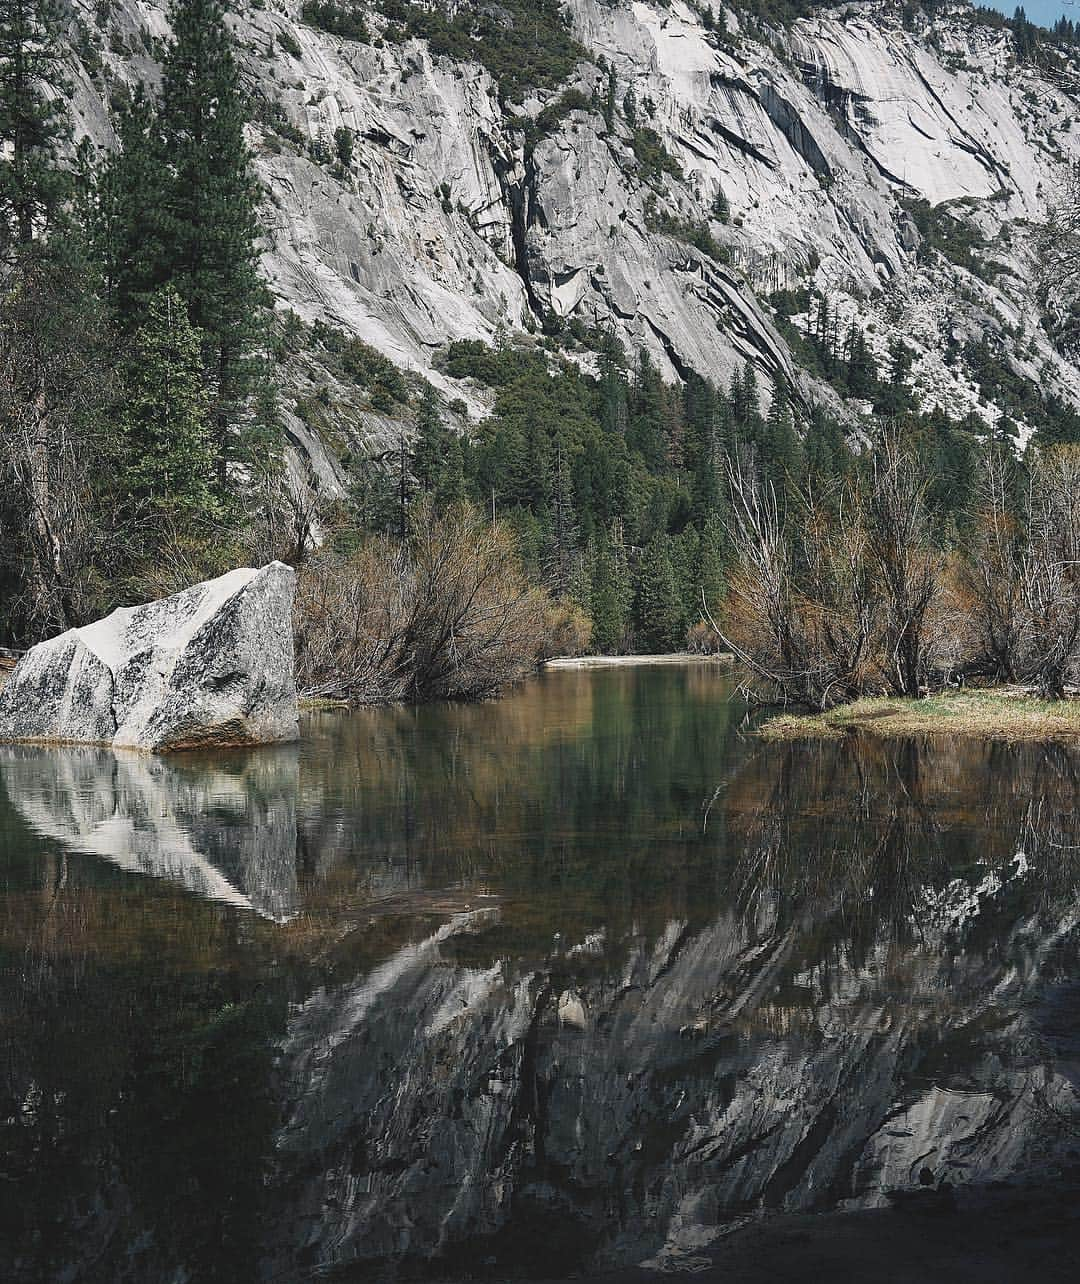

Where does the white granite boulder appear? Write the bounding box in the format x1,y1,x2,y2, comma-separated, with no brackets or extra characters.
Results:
0,563,300,752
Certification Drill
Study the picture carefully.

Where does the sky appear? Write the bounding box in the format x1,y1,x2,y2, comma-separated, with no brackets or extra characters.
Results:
986,0,1080,26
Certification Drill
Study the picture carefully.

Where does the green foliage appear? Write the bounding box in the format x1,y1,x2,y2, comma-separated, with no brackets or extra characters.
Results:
633,534,685,652
628,125,683,183
342,338,408,406
157,0,264,448
301,1,369,42
644,195,729,263
0,0,70,254
394,337,852,653
276,25,304,57
412,383,458,499
99,0,267,480
760,370,803,499
903,197,990,278
527,89,595,152
117,285,219,525
380,0,588,103
964,334,1080,446
334,125,355,170
590,534,631,652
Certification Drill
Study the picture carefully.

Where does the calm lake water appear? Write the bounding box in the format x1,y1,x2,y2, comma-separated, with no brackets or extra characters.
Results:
2,665,1080,1282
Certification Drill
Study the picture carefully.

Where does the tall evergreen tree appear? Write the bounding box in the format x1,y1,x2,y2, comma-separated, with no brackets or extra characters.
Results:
437,433,466,507
697,511,726,616
633,534,684,652
118,285,218,525
548,431,577,596
628,350,666,468
153,0,263,471
98,86,169,317
413,384,448,495
590,532,631,654
0,0,69,254
762,370,802,497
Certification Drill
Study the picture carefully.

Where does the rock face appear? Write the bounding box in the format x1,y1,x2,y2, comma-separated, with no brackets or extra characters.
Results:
60,0,1080,487
0,564,299,752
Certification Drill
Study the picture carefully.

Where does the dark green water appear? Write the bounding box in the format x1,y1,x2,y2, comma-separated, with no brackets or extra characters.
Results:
1,665,1079,1282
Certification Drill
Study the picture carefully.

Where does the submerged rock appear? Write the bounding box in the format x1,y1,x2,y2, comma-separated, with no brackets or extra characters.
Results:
0,564,299,752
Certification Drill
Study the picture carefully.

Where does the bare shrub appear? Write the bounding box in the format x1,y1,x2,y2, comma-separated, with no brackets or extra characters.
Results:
535,599,592,661
713,467,877,707
1017,446,1080,698
954,447,1025,682
714,432,946,706
685,618,727,654
865,432,943,696
295,503,568,703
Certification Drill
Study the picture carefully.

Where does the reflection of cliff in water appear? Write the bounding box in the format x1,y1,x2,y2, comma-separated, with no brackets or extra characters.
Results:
0,745,300,922
269,736,1080,1279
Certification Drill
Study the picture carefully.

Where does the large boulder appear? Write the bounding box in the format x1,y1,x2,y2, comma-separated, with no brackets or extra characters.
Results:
0,563,300,752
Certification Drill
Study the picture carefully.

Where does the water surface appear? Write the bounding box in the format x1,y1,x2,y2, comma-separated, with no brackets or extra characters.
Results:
1,666,1079,1281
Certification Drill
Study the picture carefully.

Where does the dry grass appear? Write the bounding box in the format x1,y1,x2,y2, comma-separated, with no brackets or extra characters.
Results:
758,688,1080,743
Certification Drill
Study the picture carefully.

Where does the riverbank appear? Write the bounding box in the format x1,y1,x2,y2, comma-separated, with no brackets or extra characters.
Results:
759,689,1080,743
544,653,734,670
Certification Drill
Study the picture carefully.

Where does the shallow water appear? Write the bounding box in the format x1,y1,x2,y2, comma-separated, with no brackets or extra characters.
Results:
1,666,1079,1282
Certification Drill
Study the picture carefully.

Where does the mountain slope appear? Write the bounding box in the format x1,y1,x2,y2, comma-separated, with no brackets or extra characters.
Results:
63,0,1080,487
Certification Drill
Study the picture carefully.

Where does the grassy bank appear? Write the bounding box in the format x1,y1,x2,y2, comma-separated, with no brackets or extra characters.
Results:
758,689,1080,743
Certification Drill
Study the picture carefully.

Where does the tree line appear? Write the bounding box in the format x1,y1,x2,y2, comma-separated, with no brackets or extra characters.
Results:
718,432,1080,705
0,0,273,647
4,0,1078,708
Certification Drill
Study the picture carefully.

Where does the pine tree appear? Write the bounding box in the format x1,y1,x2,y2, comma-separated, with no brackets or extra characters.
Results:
888,338,913,388
628,350,665,467
590,532,631,653
844,323,878,398
118,285,218,524
98,86,169,317
600,354,628,436
437,433,466,507
156,0,263,469
548,431,578,595
633,534,684,652
0,0,69,254
762,370,802,496
742,361,760,426
603,65,617,131
697,511,726,616
623,85,638,129
523,417,552,510
413,384,447,495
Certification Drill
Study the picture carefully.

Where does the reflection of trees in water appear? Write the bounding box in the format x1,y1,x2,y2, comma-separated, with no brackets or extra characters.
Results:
5,673,1080,1283
297,668,741,941
263,734,1080,1282
722,735,1080,980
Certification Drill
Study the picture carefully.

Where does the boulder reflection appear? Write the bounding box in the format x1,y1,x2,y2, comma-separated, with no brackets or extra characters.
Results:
0,744,300,922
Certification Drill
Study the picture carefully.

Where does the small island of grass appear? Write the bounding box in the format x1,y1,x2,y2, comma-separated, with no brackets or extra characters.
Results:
758,690,1080,743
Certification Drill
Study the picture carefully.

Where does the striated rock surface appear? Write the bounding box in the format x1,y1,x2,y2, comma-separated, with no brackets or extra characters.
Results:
57,0,1080,490
0,564,299,752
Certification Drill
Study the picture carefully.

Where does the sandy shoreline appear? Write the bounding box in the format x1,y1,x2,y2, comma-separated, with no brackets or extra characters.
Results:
544,653,734,670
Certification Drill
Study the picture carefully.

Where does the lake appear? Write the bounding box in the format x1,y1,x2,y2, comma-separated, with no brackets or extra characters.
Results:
1,665,1079,1282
